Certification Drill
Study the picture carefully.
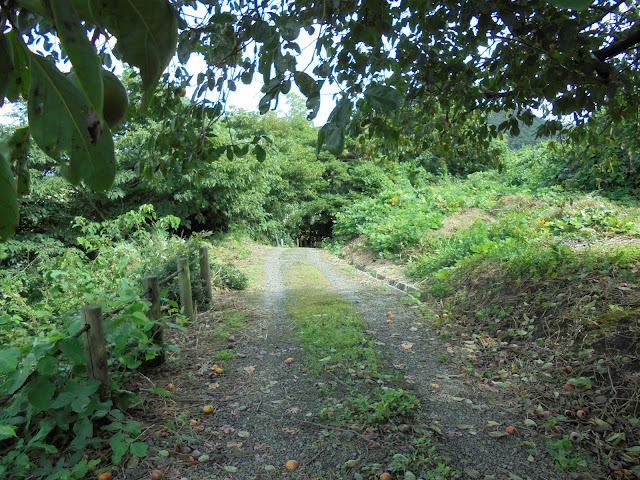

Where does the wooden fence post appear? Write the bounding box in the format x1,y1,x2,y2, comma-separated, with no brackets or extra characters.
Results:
81,305,109,397
177,256,194,320
199,247,213,305
143,275,164,366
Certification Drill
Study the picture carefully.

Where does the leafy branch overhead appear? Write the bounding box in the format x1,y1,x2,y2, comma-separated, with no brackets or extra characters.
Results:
0,0,178,241
0,0,639,241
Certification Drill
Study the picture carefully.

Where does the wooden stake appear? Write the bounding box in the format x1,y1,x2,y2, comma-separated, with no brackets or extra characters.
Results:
177,257,194,320
81,305,109,397
199,247,213,305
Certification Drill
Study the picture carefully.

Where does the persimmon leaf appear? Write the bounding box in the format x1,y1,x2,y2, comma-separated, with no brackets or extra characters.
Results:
0,152,19,242
51,0,103,116
93,0,178,110
0,32,14,106
27,53,115,191
364,85,403,111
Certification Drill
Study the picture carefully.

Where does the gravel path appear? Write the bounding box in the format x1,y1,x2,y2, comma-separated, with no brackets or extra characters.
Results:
130,246,567,480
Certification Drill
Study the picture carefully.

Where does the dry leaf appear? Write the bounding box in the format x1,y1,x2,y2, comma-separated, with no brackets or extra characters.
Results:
221,425,235,434
282,427,299,434
487,421,502,427
430,383,441,389
287,407,300,414
244,366,256,374
401,342,414,350
488,431,508,438
208,382,220,389
227,441,243,448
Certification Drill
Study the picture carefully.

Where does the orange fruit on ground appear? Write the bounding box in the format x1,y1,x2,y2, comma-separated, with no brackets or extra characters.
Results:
386,312,392,317
505,426,516,434
285,459,299,470
380,473,392,480
151,470,163,480
203,405,214,413
167,383,174,391
97,473,112,480
211,364,224,374
284,357,293,364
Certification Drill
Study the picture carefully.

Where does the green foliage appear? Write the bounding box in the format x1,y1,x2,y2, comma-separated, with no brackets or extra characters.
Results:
547,113,640,197
547,435,588,471
0,204,236,479
349,387,420,425
2,0,639,241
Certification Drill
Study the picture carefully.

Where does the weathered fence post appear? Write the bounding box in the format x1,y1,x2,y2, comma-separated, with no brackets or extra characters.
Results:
143,275,164,366
199,247,213,305
81,305,109,397
177,256,194,320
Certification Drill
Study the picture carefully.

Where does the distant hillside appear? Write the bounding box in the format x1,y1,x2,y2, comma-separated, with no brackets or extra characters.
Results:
488,111,550,149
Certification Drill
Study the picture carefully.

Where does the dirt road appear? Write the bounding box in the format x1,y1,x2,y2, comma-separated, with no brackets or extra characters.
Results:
125,247,565,480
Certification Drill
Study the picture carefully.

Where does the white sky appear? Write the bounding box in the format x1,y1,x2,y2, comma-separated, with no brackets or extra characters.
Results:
178,25,339,126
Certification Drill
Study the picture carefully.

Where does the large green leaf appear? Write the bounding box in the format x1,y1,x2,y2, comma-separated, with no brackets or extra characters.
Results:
364,85,404,111
93,0,178,110
58,337,87,365
5,31,30,102
28,53,116,191
27,377,56,414
0,32,14,106
0,346,20,373
0,152,19,242
321,122,345,155
110,431,129,464
0,425,17,440
1,126,31,196
51,0,103,117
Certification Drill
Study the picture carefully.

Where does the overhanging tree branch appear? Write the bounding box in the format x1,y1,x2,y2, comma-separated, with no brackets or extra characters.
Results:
594,25,640,61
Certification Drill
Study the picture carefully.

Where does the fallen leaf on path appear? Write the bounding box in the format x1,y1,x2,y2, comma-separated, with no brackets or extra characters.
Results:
430,383,441,389
282,427,299,434
244,366,256,374
221,425,235,434
287,406,300,414
488,431,509,438
457,424,475,430
238,431,250,438
208,383,220,389
368,441,381,448
393,364,405,369
401,342,414,350
227,441,243,448
487,421,502,427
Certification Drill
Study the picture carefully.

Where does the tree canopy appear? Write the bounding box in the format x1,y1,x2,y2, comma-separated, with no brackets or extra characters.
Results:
0,0,638,240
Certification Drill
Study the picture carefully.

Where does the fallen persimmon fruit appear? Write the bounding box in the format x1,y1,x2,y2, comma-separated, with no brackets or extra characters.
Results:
380,473,392,480
505,426,516,434
97,473,112,480
285,460,299,470
151,470,163,480
203,405,214,413
284,358,293,364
